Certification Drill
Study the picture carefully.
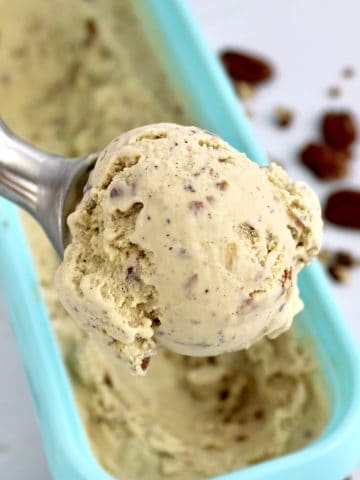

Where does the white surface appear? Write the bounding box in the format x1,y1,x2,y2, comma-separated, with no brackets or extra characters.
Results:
0,0,359,478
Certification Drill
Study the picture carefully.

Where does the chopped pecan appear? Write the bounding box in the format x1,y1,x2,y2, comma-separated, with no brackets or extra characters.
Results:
189,200,204,214
322,111,357,149
220,49,273,85
300,142,349,180
324,190,360,229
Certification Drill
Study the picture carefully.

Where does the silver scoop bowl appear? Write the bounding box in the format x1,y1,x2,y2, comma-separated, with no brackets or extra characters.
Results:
0,119,97,257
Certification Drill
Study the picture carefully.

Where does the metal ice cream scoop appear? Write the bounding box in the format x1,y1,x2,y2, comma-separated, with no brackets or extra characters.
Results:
0,119,97,257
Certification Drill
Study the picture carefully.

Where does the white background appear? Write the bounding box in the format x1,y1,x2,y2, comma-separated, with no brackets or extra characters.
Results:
0,0,359,478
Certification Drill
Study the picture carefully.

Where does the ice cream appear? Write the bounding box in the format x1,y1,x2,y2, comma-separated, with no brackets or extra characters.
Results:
55,123,322,375
0,0,328,477
70,331,327,480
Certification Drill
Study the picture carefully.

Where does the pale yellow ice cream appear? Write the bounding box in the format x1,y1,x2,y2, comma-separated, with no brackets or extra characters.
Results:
0,0,328,477
55,123,322,375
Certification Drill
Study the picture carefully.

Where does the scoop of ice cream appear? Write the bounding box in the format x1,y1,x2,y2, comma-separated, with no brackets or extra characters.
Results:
55,124,322,374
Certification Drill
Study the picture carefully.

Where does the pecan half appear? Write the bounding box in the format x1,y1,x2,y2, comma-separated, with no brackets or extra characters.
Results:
220,49,273,85
324,189,360,229
322,111,357,149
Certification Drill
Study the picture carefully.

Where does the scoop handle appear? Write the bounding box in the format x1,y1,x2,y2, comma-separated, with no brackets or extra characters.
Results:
0,119,97,257
0,119,58,218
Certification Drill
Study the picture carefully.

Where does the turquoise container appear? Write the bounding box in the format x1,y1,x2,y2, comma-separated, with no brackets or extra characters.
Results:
1,1,360,479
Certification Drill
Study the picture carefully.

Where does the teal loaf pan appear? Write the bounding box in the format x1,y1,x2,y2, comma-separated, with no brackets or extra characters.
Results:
1,0,360,479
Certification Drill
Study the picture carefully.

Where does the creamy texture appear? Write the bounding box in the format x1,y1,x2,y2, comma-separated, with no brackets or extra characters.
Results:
22,214,329,480
56,123,322,374
0,0,328,478
0,0,187,155
71,331,327,480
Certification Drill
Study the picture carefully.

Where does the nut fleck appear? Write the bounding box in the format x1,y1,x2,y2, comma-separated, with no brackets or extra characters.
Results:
189,200,204,214
278,303,286,312
126,266,140,282
253,409,265,420
216,180,229,191
103,374,113,388
273,106,294,128
281,269,292,289
141,357,151,371
152,317,161,327
184,183,196,193
219,389,229,401
328,86,341,98
84,19,97,46
110,187,123,198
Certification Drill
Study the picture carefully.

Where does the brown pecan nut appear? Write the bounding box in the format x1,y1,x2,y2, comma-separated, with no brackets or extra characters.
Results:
220,50,273,85
322,111,357,149
300,142,349,180
324,189,360,229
